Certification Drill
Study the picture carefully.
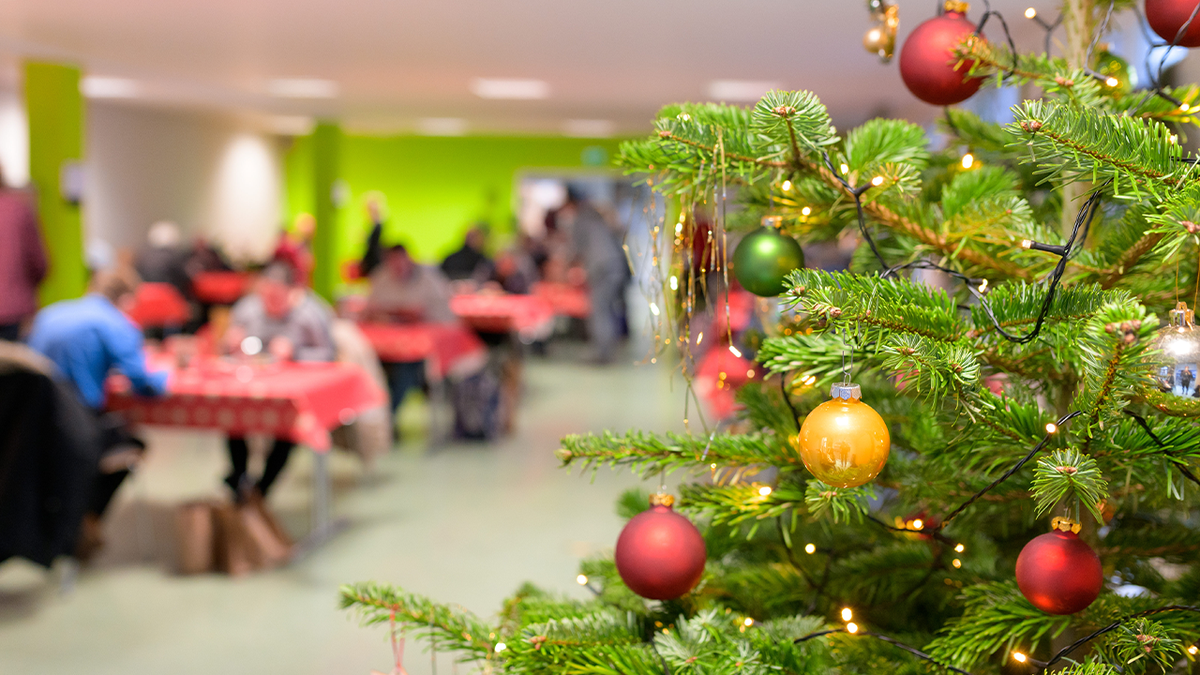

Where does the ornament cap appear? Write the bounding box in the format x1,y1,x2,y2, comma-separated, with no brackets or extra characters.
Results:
1050,516,1082,534
830,382,862,401
1169,302,1195,328
943,0,969,14
761,215,783,229
649,493,676,508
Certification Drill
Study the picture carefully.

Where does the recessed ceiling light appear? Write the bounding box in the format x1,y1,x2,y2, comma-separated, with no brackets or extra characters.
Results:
470,78,550,100
417,118,468,136
563,119,615,138
80,77,140,99
707,80,781,102
267,79,339,99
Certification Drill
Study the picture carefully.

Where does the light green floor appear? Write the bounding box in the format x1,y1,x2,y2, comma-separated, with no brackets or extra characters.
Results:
0,350,692,674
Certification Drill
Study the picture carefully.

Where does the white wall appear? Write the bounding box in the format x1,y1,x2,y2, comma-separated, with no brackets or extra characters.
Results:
85,102,286,263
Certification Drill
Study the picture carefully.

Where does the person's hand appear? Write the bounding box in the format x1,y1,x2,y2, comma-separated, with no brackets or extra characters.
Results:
268,336,295,361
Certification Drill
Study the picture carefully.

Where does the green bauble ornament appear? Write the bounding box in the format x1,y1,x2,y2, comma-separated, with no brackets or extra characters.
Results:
731,216,805,297
1096,47,1138,94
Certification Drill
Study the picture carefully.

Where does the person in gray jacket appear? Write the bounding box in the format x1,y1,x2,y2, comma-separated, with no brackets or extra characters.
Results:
562,186,627,363
222,263,335,500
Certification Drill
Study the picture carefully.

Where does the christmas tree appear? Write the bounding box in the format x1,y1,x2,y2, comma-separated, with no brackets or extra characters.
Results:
342,2,1200,673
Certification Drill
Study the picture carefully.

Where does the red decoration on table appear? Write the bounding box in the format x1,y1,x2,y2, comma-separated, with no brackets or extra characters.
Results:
450,293,555,338
614,494,706,600
125,282,191,328
1145,0,1200,47
356,322,488,380
192,271,255,305
1015,526,1103,615
533,282,591,319
107,356,385,451
899,4,984,106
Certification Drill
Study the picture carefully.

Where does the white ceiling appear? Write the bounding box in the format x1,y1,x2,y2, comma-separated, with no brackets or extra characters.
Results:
0,1,1068,135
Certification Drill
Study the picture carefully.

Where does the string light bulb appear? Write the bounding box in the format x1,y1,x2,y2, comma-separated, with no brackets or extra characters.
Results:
801,206,812,216
758,485,773,497
1012,651,1028,663
495,642,507,653
840,163,850,174
952,558,962,568
1182,103,1192,112
961,153,974,169
782,179,793,191
846,622,859,634
1024,7,1037,19
669,276,678,290
1045,422,1058,434
841,607,853,621
911,519,924,530
729,345,743,358
743,617,754,627
577,574,588,585
1189,645,1198,655
804,543,817,554
871,175,884,186
1105,76,1119,87
954,543,965,553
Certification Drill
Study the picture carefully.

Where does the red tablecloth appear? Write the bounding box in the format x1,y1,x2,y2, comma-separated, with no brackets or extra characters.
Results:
127,283,191,328
533,282,591,319
450,293,555,338
192,271,254,305
357,322,488,380
107,356,385,452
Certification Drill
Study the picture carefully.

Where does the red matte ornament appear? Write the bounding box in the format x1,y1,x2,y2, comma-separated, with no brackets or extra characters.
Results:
1146,0,1200,48
614,497,706,600
899,9,984,106
1015,530,1103,615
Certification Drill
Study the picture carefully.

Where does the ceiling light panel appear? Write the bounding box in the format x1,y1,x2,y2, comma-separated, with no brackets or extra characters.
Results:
563,119,615,138
707,80,781,102
470,78,550,100
80,77,140,99
267,79,339,99
417,117,469,136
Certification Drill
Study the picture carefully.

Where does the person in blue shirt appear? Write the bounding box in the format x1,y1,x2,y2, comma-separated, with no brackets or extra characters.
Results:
28,268,168,558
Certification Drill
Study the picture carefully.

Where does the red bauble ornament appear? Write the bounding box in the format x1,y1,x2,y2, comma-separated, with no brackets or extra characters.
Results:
614,496,706,600
1146,0,1200,48
899,7,984,105
1015,529,1103,615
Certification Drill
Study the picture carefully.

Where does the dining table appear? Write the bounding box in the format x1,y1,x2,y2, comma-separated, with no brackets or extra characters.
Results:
449,292,555,341
107,352,386,551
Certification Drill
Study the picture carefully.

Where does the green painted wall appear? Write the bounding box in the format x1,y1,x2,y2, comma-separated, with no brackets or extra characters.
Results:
25,61,86,304
285,134,623,274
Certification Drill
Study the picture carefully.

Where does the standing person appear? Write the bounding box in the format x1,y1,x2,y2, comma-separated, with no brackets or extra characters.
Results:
222,263,336,500
273,214,316,287
360,197,387,278
366,244,456,418
26,268,168,557
560,186,627,363
0,166,47,341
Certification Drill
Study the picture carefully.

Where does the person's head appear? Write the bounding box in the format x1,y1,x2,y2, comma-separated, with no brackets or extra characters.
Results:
256,263,299,319
147,221,182,249
464,225,488,251
91,267,141,311
366,197,383,222
292,214,316,243
384,244,414,279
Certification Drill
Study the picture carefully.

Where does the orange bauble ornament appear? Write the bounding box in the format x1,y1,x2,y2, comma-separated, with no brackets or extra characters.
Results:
791,383,890,488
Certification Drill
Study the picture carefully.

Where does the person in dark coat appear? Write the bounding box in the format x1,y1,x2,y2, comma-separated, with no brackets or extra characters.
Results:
441,225,493,282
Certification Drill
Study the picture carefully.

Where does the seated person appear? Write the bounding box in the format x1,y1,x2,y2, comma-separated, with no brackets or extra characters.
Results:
222,263,335,500
135,221,192,297
367,245,455,417
27,268,168,558
440,225,493,283
490,248,538,295
272,214,316,288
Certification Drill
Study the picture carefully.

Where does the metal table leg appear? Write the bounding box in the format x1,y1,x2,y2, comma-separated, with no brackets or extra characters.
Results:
293,449,348,558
